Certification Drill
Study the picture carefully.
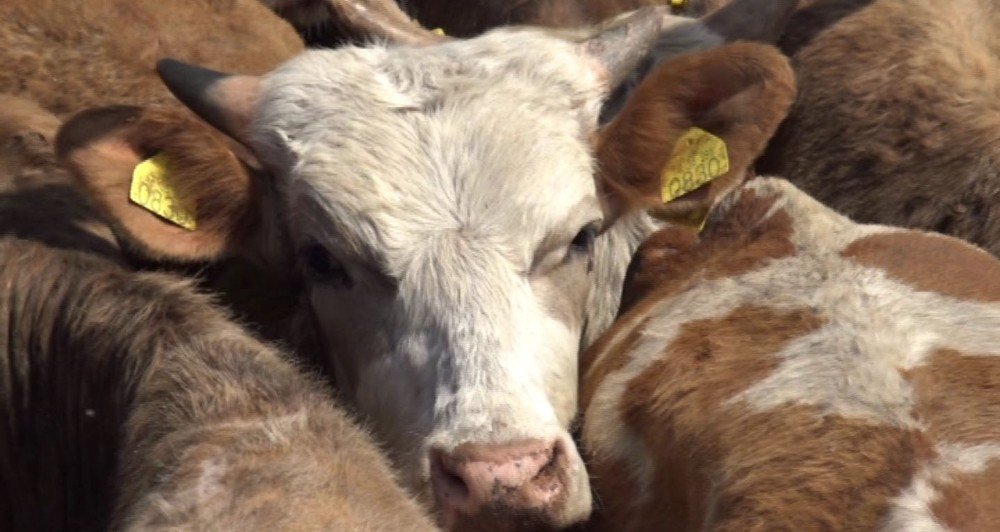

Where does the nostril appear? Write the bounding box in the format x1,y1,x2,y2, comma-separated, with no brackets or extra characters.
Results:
532,441,563,495
430,449,470,504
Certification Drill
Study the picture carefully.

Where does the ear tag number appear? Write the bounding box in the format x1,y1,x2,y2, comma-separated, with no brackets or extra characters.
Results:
660,127,729,204
659,127,729,231
130,153,197,231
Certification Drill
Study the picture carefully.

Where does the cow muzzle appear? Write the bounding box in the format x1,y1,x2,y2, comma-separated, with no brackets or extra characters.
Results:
430,437,585,530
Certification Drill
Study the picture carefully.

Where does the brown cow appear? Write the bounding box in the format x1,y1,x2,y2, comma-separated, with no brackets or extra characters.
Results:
0,0,304,115
580,40,1000,528
758,0,1000,258
0,94,435,531
0,0,312,345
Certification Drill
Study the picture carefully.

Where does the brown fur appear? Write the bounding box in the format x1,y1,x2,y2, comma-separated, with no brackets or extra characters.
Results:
842,231,1000,303
759,0,1000,257
0,0,302,116
1,0,309,345
930,459,1000,530
905,349,1000,447
0,96,435,531
405,0,675,37
266,0,696,44
616,191,795,314
57,106,262,263
596,42,796,223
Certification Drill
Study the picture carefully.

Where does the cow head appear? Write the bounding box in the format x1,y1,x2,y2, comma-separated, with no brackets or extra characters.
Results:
57,1,795,528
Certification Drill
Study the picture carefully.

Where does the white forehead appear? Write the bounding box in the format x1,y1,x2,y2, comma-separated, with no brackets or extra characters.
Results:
252,28,607,268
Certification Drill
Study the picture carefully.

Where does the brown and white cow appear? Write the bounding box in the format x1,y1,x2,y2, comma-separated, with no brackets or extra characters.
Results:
757,0,1000,258
581,72,1000,528
0,94,435,531
54,4,796,528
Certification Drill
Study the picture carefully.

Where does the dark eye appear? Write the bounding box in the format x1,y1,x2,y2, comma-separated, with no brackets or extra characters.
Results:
570,222,600,259
300,244,353,289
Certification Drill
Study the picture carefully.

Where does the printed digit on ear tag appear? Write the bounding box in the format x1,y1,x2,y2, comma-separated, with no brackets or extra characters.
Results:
130,153,197,231
660,127,729,204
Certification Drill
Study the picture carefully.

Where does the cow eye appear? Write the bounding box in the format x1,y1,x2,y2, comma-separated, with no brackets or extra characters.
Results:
569,222,600,257
300,244,353,289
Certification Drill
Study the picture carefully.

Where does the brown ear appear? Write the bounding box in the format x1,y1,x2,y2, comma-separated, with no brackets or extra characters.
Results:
595,42,796,226
55,105,264,263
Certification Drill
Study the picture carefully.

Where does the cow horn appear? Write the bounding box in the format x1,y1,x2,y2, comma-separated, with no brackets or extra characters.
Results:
582,6,668,89
323,0,451,46
156,59,261,143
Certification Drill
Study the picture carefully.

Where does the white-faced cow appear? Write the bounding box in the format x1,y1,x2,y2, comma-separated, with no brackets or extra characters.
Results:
56,2,797,528
0,94,435,531
580,47,1000,527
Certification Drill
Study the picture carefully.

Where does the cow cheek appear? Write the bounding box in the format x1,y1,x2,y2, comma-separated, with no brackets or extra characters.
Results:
531,269,591,427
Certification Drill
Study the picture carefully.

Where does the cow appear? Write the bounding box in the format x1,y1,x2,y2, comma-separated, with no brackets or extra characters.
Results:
0,93,436,531
756,0,1000,259
262,0,703,44
580,56,1000,528
0,0,315,347
0,0,304,115
54,2,798,528
261,0,786,52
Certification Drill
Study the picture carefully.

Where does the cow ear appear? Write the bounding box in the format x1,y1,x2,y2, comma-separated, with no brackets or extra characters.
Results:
55,105,266,263
595,42,795,228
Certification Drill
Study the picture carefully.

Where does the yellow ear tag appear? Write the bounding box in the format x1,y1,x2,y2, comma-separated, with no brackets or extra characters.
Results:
130,153,197,231
431,28,446,36
659,127,729,231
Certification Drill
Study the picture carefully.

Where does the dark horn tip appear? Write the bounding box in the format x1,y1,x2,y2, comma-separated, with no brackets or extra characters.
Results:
155,58,183,77
154,59,237,137
156,59,229,91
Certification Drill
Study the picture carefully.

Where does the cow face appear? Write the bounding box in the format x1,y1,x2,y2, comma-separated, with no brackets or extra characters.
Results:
256,31,612,528
58,14,795,532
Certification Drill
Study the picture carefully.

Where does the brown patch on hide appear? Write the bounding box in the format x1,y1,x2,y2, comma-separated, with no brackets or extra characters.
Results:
842,231,1000,303
930,457,1000,531
586,301,931,530
904,349,1000,446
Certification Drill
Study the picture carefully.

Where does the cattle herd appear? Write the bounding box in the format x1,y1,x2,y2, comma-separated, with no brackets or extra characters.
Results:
1,0,997,530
